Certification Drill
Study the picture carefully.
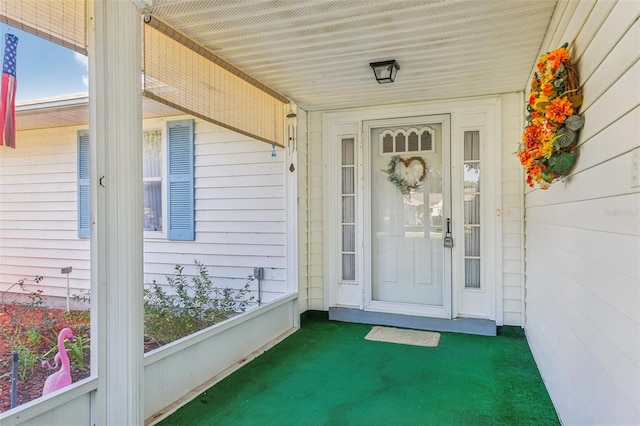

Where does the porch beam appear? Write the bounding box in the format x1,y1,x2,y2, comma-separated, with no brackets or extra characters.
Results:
88,1,144,424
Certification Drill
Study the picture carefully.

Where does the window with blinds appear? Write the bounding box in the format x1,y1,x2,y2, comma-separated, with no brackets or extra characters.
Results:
143,130,163,232
463,131,481,289
78,120,194,241
341,137,356,282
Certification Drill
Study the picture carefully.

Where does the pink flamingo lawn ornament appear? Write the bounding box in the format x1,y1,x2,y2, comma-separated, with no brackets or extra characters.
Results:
41,327,74,396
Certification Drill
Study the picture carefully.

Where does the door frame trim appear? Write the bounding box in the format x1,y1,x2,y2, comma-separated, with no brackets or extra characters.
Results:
322,96,503,324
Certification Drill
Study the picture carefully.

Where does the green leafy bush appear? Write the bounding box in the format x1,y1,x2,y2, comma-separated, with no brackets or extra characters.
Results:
144,260,254,347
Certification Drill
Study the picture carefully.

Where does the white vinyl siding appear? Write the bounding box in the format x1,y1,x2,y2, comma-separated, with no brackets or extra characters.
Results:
0,126,91,298
0,116,288,304
501,92,525,326
144,118,287,302
307,111,325,310
524,1,640,424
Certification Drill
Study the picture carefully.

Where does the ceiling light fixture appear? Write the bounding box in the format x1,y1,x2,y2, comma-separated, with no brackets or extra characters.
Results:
369,60,400,84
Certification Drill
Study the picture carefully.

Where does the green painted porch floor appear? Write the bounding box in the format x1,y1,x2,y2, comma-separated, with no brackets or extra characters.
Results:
160,315,558,426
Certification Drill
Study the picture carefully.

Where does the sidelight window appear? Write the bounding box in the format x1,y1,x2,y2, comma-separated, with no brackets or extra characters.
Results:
463,131,481,289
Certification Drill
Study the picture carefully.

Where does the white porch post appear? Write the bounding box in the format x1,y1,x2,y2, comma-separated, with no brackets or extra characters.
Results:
88,1,143,425
285,102,300,327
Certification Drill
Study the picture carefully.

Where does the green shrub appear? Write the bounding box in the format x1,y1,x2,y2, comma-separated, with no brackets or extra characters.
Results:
144,260,254,347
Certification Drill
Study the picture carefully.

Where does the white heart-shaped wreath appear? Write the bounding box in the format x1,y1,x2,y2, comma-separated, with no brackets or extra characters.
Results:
383,155,427,195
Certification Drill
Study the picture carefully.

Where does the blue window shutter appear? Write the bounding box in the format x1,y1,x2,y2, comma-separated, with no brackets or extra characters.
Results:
167,119,195,241
77,130,90,239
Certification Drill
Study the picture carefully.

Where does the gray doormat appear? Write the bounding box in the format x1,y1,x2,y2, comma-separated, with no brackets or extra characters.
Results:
365,326,440,347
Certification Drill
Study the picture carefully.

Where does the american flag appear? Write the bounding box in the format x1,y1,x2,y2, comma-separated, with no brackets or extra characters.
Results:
0,34,18,149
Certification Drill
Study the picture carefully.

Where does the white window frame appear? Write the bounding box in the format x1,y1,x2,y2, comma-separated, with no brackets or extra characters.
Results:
142,125,167,239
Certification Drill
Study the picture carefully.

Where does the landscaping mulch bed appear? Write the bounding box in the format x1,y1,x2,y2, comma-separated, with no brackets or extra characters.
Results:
0,305,90,413
0,305,165,413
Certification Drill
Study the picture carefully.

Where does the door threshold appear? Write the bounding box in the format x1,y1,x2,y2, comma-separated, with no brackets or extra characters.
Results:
329,307,496,336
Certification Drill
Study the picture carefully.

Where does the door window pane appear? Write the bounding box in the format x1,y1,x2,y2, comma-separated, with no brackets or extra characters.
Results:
382,133,393,153
342,196,355,223
464,131,480,161
464,226,480,257
372,123,444,305
342,225,355,252
408,131,419,151
342,254,355,281
421,131,432,151
342,138,354,165
342,168,354,194
465,259,481,289
379,127,434,154
464,165,480,225
396,133,406,152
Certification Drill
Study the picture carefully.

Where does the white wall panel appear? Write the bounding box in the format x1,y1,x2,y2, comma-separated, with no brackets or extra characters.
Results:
580,19,639,112
571,0,615,62
577,0,638,84
297,108,310,312
524,1,640,423
307,111,325,310
579,60,639,142
500,92,524,325
577,106,638,171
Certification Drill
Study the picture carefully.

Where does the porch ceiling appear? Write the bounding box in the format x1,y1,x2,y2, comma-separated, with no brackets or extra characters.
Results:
147,0,559,111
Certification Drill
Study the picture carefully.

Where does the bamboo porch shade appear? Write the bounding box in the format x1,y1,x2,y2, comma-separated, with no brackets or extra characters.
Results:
0,0,86,54
0,2,287,148
143,16,288,148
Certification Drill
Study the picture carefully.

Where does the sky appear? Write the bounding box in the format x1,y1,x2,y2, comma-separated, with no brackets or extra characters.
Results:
0,23,87,102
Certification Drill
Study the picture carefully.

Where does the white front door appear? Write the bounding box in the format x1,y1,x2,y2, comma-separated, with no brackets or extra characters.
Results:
364,115,452,318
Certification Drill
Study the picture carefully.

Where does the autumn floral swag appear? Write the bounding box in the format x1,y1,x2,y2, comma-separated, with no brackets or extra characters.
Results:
518,43,584,189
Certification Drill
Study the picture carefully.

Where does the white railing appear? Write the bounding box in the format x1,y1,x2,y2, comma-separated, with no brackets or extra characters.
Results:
0,294,298,426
